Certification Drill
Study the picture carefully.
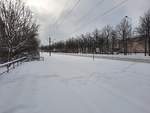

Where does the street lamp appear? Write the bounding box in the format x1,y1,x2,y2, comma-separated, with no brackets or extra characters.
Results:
125,16,132,54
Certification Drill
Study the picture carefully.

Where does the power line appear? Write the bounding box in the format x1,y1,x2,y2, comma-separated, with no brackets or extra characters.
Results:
57,0,81,26
57,0,104,38
53,0,70,27
76,0,105,24
52,0,81,39
69,0,129,37
52,0,69,37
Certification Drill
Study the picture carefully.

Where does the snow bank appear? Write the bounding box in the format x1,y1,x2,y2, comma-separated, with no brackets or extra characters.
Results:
60,53,150,63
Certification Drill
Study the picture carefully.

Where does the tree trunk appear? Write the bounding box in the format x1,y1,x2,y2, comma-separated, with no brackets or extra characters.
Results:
145,36,147,56
148,36,150,56
112,38,115,54
123,34,126,55
125,38,128,55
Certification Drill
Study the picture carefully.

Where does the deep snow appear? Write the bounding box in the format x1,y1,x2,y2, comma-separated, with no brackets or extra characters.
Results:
0,53,150,113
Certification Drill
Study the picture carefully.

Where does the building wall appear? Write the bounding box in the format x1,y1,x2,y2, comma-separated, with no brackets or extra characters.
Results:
127,38,145,53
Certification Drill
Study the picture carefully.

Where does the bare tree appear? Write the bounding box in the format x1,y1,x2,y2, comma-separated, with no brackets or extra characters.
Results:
116,17,132,55
102,25,113,54
93,29,99,53
111,30,117,54
0,0,39,62
137,9,150,56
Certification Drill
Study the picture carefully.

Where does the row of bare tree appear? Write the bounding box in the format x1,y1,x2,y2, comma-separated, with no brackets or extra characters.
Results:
0,0,39,62
41,9,150,56
137,10,150,56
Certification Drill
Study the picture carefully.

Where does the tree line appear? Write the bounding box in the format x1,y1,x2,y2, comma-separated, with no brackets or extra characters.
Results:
42,9,150,56
0,0,40,63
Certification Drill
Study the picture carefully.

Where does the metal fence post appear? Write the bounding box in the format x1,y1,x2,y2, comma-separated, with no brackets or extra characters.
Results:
7,65,9,73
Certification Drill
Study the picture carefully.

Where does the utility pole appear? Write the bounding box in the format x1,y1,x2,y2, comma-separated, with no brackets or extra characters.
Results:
49,37,51,56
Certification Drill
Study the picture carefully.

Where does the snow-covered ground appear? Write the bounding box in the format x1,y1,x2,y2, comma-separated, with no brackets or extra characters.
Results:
0,53,150,113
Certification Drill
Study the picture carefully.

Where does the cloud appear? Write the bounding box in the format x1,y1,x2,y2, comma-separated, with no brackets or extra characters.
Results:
124,0,150,26
24,0,150,45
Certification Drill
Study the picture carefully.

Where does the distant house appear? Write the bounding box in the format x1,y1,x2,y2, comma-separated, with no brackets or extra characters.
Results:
127,36,145,53
113,36,146,53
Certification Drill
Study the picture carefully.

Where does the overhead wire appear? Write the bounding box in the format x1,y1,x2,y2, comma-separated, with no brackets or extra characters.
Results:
57,0,104,38
57,0,81,26
69,0,129,37
52,0,70,37
52,0,81,39
75,0,105,24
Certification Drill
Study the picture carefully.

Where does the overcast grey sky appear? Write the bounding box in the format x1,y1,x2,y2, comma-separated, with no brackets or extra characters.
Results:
24,0,150,45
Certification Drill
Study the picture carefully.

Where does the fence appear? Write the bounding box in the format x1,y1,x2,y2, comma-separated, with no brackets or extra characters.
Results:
0,57,27,75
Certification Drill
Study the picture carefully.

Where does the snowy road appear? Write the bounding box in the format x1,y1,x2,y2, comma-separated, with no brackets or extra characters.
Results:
0,53,150,113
